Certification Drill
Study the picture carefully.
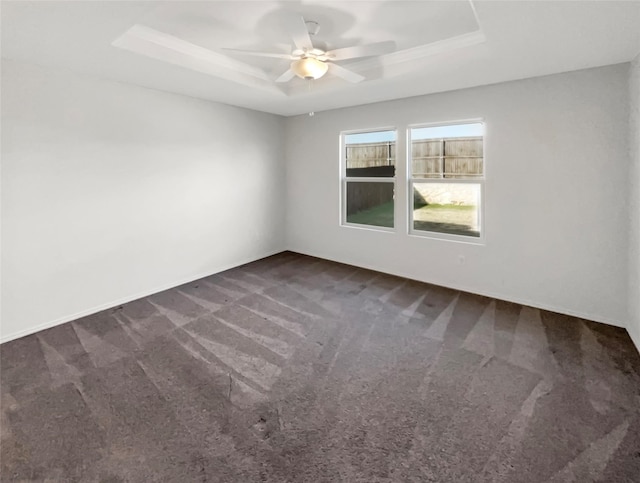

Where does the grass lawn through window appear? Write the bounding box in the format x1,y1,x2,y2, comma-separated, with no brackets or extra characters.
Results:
347,201,394,228
347,202,479,236
413,203,479,237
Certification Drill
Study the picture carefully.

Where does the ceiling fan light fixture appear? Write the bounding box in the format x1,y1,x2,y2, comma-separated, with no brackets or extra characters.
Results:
291,57,328,80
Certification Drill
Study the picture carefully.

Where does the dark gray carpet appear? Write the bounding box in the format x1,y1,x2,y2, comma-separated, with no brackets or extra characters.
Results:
1,251,640,482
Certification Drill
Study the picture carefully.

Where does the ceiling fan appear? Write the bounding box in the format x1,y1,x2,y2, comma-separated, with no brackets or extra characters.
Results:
223,16,395,84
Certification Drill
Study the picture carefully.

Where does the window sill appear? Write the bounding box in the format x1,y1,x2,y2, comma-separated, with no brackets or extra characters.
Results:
408,229,485,245
341,222,396,234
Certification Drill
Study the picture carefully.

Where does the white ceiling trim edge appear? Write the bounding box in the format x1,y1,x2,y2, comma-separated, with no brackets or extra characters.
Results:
112,24,285,95
351,30,486,74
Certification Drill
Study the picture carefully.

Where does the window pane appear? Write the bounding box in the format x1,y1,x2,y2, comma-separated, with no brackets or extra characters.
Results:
411,123,483,179
345,130,396,177
413,183,480,237
411,123,483,140
346,181,394,228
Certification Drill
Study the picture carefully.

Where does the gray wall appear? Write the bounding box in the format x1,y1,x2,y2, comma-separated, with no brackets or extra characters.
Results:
1,59,286,342
285,64,630,328
2,58,637,351
629,54,640,349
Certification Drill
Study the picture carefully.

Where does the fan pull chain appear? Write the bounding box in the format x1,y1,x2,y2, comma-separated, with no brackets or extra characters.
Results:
307,79,315,116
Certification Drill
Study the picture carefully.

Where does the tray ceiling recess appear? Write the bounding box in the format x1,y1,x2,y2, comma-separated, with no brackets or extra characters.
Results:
6,1,638,115
111,1,485,97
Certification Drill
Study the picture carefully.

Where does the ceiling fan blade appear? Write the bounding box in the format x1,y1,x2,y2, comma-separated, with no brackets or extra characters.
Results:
288,15,314,51
223,48,293,60
328,63,365,83
275,68,296,83
326,41,395,61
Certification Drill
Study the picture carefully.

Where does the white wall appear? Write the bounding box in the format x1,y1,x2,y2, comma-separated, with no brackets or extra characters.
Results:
1,59,286,343
629,54,640,350
286,64,630,327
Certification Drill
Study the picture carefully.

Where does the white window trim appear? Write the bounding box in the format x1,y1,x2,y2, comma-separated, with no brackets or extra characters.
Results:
340,128,397,232
407,120,485,244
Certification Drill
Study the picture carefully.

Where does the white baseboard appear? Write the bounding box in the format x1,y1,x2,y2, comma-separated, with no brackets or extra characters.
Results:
0,248,286,345
286,246,628,330
5,246,635,355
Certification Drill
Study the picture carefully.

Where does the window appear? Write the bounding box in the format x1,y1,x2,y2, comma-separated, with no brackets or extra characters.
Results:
409,122,484,239
341,129,396,229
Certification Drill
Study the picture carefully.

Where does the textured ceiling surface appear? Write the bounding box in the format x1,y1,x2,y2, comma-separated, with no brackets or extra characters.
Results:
2,1,640,116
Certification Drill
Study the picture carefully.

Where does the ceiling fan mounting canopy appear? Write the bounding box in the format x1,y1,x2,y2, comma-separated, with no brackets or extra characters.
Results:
305,20,320,37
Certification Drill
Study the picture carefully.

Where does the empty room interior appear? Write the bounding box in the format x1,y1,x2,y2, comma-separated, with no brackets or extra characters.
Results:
2,0,640,481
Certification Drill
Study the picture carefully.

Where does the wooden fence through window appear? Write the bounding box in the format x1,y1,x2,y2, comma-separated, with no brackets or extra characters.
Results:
345,137,483,178
411,136,483,178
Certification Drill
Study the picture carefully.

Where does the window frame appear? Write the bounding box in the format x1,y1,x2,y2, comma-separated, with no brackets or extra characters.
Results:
340,127,397,232
407,119,486,244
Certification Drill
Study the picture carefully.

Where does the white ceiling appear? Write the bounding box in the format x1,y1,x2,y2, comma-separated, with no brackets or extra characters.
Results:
2,1,640,117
